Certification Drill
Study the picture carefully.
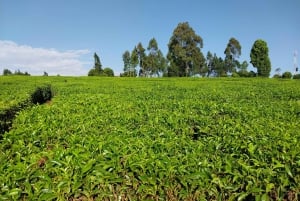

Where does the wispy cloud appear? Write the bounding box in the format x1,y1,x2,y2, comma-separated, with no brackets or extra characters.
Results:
0,40,90,75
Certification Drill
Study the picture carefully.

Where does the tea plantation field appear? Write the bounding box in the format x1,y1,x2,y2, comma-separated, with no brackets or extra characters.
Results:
0,76,300,200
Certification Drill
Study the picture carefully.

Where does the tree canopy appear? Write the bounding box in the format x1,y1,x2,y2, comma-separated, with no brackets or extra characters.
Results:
103,67,114,77
121,49,137,77
224,37,241,73
94,53,102,72
167,22,205,77
136,43,146,76
130,47,139,76
143,38,167,77
250,39,271,77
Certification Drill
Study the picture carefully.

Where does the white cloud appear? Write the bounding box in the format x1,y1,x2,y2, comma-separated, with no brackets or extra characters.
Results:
0,40,90,75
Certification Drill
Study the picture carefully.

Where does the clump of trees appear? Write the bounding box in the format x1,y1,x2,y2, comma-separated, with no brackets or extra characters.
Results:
120,49,137,77
121,39,167,77
121,22,272,78
88,53,114,77
273,67,299,79
3,69,30,76
293,74,300,79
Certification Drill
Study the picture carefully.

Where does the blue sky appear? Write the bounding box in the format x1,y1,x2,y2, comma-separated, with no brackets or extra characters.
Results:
0,0,299,76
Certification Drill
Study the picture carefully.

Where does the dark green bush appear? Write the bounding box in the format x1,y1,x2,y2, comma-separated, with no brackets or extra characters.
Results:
103,67,114,77
248,71,257,77
31,85,54,104
293,74,300,79
231,72,240,78
282,71,292,79
237,70,249,77
273,74,281,78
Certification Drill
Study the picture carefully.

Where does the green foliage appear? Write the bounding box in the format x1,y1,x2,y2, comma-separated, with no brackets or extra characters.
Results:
120,71,137,77
239,60,249,72
236,61,251,78
130,47,139,75
136,42,146,75
88,52,105,76
1,77,300,200
93,52,102,72
30,85,54,104
0,79,54,135
143,38,167,77
3,69,12,75
237,70,248,77
0,77,57,111
2,69,30,76
205,51,229,77
144,38,159,76
87,68,99,76
102,67,114,77
214,56,226,77
206,51,213,76
14,69,30,76
273,74,281,78
248,70,257,77
231,72,240,77
123,40,167,77
250,39,271,77
122,50,131,74
282,71,292,79
122,49,137,77
293,74,300,79
167,22,205,77
224,37,242,73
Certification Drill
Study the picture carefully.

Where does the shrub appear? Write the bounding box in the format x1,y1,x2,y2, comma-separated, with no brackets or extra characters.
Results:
103,67,114,77
231,72,240,77
237,70,249,77
248,71,257,77
293,74,300,79
273,74,281,78
3,69,12,76
282,71,292,79
220,73,228,77
88,69,99,76
31,85,54,104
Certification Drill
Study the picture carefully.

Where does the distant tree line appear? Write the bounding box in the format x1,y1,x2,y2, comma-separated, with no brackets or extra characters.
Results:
121,22,273,78
3,69,30,76
273,68,300,79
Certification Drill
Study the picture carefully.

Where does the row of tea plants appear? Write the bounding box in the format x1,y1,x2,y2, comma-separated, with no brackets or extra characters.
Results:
0,77,300,200
0,77,54,134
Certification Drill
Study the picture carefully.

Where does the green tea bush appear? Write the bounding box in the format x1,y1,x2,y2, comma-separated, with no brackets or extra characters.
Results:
31,85,54,104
